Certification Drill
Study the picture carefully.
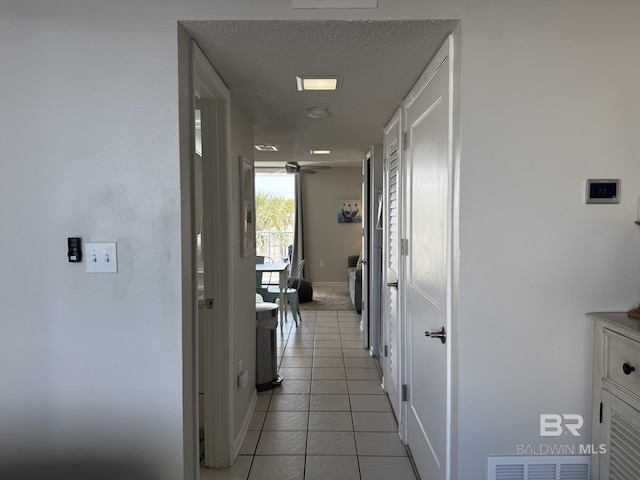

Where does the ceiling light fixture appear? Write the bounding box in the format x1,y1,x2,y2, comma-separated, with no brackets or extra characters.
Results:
254,144,278,152
310,149,331,155
306,107,329,119
296,76,342,91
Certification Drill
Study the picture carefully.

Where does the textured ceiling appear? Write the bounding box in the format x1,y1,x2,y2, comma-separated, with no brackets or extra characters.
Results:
181,20,458,168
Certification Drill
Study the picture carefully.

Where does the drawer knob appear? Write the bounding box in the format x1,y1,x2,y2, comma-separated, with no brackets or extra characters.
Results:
623,363,636,375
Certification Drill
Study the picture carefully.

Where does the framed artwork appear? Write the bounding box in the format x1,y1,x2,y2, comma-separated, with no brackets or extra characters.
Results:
240,156,256,257
338,199,362,223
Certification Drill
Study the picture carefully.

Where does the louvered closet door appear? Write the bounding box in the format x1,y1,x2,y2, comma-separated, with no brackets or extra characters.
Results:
600,391,640,479
383,108,402,420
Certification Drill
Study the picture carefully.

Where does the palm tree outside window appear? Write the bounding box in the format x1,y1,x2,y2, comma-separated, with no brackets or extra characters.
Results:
255,174,295,268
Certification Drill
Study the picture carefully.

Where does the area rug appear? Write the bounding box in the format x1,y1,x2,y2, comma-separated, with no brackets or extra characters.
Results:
300,291,355,311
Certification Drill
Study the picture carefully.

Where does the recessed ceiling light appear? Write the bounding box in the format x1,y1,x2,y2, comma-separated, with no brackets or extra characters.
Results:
296,76,342,91
310,150,331,155
254,144,278,152
307,107,329,119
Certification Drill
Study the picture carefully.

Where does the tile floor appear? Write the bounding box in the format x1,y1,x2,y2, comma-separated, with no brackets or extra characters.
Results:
201,302,418,480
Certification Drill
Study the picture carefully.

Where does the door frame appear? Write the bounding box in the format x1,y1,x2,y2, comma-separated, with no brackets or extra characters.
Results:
361,157,369,347
449,24,461,480
179,31,233,478
382,107,406,438
400,28,461,480
366,143,384,358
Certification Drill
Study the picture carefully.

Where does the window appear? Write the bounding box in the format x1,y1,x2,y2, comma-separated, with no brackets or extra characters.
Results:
255,174,295,264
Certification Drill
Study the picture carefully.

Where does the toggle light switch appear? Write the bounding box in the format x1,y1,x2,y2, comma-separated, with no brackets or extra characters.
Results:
85,243,118,273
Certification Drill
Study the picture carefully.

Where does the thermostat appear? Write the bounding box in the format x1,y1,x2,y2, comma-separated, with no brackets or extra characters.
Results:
586,179,620,204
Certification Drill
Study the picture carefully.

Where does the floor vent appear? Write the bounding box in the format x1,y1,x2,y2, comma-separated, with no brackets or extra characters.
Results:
488,455,589,480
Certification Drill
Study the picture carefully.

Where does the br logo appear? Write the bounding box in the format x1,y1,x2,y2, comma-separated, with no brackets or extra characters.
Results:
540,414,584,437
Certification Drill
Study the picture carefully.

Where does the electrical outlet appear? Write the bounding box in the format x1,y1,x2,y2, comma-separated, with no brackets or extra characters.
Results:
238,370,248,388
319,260,325,268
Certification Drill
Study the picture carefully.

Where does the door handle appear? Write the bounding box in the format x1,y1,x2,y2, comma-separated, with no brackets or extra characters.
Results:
387,281,398,288
425,326,446,344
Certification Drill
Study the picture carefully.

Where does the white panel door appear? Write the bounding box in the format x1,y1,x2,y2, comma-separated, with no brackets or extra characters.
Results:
404,38,452,480
382,109,403,422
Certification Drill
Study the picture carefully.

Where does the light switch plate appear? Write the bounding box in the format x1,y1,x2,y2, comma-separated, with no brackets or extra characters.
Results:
85,242,118,273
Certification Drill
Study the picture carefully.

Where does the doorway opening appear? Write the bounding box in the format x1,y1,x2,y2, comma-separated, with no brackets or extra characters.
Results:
180,31,234,479
179,20,461,480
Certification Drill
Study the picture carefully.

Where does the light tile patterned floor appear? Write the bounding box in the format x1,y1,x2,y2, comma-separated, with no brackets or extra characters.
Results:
201,308,418,480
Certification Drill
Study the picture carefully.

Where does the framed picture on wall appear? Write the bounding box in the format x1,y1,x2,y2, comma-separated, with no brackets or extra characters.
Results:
240,156,256,257
338,199,362,223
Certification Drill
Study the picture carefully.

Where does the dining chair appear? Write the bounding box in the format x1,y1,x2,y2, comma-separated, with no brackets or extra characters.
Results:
263,259,306,326
256,256,276,298
256,256,269,298
262,256,275,285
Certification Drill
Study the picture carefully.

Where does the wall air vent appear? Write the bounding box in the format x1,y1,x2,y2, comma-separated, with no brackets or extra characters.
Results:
488,456,589,480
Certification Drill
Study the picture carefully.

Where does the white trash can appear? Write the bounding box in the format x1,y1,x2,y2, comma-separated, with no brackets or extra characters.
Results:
256,301,282,391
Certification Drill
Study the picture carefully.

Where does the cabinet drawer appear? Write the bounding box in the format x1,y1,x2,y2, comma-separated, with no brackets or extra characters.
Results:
604,328,640,398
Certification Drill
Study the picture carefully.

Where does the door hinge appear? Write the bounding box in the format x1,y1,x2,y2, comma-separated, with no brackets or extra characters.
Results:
402,384,409,402
384,345,389,357
383,157,388,172
401,132,408,150
205,298,214,309
400,238,409,256
599,402,603,423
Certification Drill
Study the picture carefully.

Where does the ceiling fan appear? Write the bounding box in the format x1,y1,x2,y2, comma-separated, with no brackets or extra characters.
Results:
284,161,331,175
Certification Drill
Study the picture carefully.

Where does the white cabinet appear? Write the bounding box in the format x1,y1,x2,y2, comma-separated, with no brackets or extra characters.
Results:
589,312,640,480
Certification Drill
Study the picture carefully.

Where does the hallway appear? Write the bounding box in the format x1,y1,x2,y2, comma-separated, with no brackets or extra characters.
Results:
201,296,417,480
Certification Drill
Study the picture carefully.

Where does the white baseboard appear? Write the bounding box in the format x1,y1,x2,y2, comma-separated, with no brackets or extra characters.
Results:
232,389,257,461
312,281,348,288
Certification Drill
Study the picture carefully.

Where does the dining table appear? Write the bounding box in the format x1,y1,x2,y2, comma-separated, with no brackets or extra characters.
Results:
256,262,289,324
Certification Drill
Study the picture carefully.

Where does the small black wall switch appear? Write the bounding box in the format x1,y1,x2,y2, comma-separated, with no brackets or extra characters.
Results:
68,237,82,262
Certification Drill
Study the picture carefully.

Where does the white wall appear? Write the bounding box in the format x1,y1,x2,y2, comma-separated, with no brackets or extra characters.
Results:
228,103,258,442
456,2,640,477
1,1,639,479
303,167,363,284
0,6,184,479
